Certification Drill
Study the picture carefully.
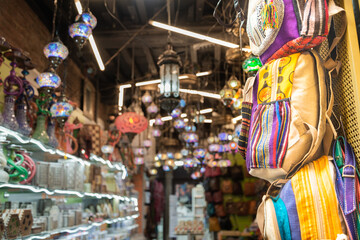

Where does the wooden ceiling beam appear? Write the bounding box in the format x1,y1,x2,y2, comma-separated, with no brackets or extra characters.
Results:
195,0,205,22
142,45,158,76
135,0,148,24
121,49,141,78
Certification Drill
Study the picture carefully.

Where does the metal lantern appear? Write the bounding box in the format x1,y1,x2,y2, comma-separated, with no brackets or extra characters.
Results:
220,84,236,106
75,11,97,29
158,45,181,113
141,91,153,105
69,20,92,48
228,75,241,89
43,37,69,69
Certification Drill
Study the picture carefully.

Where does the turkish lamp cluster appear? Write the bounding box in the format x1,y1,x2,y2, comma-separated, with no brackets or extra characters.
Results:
69,11,97,48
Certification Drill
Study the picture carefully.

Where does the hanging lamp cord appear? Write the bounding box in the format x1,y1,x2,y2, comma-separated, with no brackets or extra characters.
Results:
51,0,58,39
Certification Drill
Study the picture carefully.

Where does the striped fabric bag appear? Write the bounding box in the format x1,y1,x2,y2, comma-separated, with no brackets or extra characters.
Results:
256,156,348,239
245,51,334,182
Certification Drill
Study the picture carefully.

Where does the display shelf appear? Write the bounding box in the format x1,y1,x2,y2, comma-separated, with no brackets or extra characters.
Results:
23,214,139,240
0,126,127,175
0,183,138,203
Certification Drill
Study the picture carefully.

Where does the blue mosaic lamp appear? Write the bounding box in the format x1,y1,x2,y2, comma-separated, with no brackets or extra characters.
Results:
36,69,61,89
69,20,92,48
75,11,97,29
43,36,69,69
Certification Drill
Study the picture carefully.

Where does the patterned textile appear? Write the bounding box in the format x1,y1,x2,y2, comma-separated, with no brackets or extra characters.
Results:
248,99,290,168
247,53,299,169
238,102,252,158
266,36,327,63
257,53,300,104
83,124,101,156
291,156,343,239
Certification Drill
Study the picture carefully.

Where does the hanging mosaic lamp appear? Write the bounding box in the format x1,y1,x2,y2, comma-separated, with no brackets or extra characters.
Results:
194,115,205,123
152,128,161,137
229,141,238,153
208,144,220,153
149,168,158,175
219,84,236,106
180,148,189,157
183,132,199,144
242,55,262,73
163,165,171,171
174,152,183,160
115,112,148,134
69,18,92,48
218,132,229,142
154,115,164,126
179,99,186,108
171,108,182,118
143,139,152,149
185,124,196,132
146,102,159,115
194,148,206,159
135,157,145,165
228,75,241,89
154,161,162,168
50,96,74,127
43,36,69,69
141,91,153,105
167,152,174,159
36,69,61,89
75,11,97,29
191,171,202,180
134,147,146,156
174,118,185,130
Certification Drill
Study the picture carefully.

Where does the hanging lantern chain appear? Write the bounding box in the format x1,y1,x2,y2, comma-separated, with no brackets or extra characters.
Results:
51,0,58,39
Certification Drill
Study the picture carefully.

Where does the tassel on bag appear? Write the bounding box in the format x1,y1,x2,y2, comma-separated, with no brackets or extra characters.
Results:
261,0,279,29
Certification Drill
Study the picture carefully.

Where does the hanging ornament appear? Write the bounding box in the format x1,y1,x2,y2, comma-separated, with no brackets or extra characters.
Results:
152,128,161,138
228,75,241,89
174,118,185,130
115,112,148,134
43,36,69,69
154,161,162,168
171,108,182,118
220,83,236,106
194,148,206,159
143,139,152,149
174,152,182,160
146,102,158,115
179,99,186,108
229,141,238,153
135,157,144,165
183,132,199,144
149,168,158,175
184,124,196,132
167,152,174,159
158,44,181,113
208,144,220,153
154,115,164,126
69,17,92,48
180,148,189,157
218,132,229,142
141,91,153,105
36,69,61,89
194,115,205,123
242,55,262,74
75,11,97,29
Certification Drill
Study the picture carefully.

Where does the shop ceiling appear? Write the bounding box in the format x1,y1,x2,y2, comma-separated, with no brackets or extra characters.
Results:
26,0,248,106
